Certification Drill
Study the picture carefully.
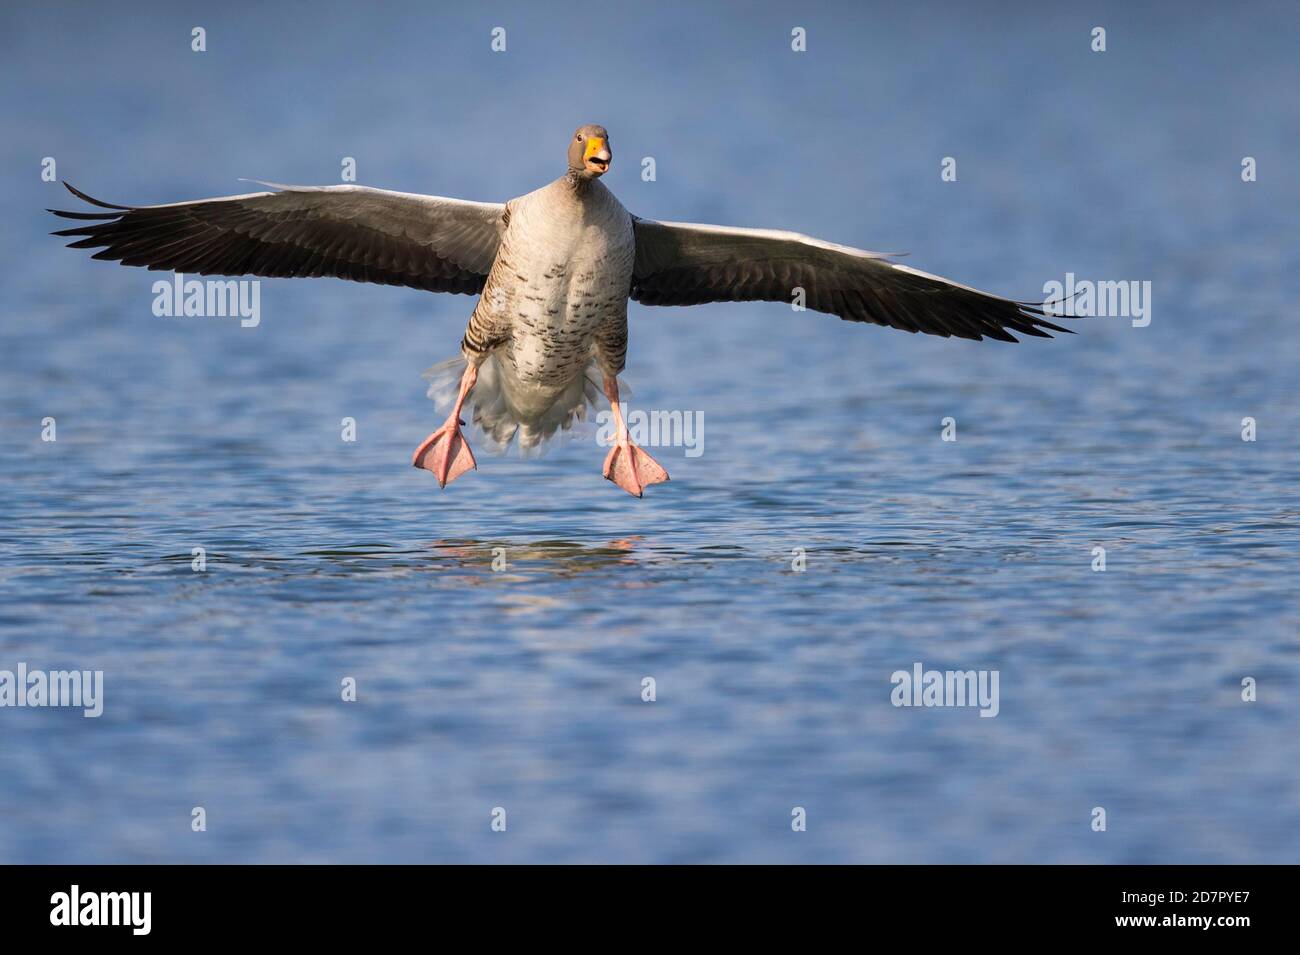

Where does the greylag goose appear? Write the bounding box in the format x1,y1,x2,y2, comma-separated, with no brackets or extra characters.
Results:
49,123,1069,497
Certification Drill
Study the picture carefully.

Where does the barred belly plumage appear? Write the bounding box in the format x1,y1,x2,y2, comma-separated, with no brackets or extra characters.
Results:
453,177,634,448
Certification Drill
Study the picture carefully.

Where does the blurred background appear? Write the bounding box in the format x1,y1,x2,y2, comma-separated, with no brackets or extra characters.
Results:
0,0,1297,862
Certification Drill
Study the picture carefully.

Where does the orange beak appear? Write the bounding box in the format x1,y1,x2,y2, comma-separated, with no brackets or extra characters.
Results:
584,136,611,173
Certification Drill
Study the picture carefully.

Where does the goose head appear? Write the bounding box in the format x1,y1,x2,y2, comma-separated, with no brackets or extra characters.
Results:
568,124,612,178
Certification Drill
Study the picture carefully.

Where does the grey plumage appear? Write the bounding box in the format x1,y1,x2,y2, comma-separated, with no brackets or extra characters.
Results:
49,124,1071,462
51,181,504,295
630,219,1068,342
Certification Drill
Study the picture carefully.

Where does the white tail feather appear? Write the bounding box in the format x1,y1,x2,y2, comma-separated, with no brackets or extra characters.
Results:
422,354,628,457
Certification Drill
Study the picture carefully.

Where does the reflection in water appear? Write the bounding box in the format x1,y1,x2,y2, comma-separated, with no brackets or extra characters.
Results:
284,537,650,580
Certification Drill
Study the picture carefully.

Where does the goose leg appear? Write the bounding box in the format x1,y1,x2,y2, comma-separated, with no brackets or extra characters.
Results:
412,363,478,488
601,375,669,497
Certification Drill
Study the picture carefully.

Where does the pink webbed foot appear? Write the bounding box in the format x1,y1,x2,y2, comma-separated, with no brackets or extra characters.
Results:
412,418,477,488
603,441,669,498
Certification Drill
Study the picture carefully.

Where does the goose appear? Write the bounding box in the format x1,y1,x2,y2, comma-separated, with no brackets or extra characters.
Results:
49,123,1070,497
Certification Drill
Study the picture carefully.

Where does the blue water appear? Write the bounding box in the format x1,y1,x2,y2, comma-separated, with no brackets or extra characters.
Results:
2,1,1298,863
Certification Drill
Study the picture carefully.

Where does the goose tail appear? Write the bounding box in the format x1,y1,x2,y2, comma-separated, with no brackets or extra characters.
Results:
423,355,628,457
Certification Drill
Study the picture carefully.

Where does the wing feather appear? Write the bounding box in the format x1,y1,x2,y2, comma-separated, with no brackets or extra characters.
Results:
50,181,507,296
630,218,1069,342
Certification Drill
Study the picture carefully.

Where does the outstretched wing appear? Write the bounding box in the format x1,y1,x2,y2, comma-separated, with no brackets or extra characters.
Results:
630,218,1068,342
50,181,507,295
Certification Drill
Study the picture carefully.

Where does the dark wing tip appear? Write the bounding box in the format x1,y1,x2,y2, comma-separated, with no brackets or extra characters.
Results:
1007,299,1077,337
48,208,123,220
62,181,134,210
1030,313,1075,336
